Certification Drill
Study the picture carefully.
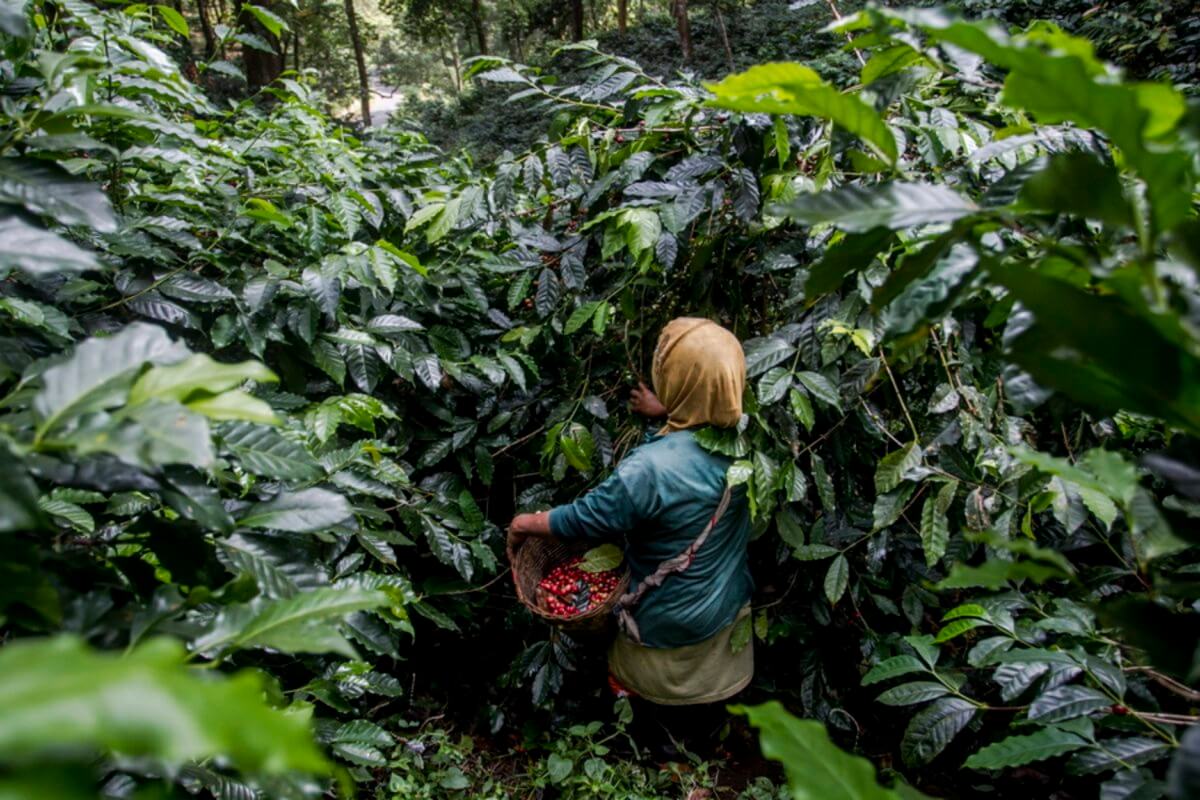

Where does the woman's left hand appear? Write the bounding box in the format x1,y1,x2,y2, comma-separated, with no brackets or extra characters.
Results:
630,382,667,418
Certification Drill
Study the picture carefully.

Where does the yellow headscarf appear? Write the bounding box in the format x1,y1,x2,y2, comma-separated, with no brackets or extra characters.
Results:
651,317,745,433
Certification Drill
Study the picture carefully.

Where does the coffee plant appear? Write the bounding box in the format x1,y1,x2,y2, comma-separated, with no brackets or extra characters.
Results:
1,0,1198,797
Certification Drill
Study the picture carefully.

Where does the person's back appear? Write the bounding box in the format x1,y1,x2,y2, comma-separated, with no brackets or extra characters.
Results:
551,429,753,648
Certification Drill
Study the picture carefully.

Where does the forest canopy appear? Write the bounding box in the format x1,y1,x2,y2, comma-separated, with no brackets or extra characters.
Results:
1,0,1199,799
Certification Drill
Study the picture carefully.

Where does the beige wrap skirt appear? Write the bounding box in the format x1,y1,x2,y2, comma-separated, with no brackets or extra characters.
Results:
607,604,754,705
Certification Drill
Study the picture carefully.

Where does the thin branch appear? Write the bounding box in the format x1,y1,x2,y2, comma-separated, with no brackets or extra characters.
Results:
824,0,865,65
1124,666,1200,702
879,347,919,440
438,571,509,596
930,328,978,416
491,424,548,459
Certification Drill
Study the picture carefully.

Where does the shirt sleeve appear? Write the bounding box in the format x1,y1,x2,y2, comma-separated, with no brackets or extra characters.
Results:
549,456,654,542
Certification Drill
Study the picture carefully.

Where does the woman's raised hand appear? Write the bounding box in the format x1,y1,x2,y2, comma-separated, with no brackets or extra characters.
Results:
629,382,667,418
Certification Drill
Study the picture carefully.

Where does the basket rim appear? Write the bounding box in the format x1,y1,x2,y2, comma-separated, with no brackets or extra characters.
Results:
511,539,631,625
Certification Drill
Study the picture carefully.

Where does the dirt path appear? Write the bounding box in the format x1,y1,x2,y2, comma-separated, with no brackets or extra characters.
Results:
367,79,403,126
338,73,404,127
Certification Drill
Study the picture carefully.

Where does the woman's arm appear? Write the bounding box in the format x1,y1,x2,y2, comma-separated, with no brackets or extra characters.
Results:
507,461,646,560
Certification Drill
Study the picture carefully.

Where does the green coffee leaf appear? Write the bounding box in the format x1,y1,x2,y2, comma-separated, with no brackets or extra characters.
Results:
579,544,623,573
824,553,849,605
1027,685,1111,724
0,636,327,773
707,63,898,163
965,727,1089,771
238,488,353,532
901,697,977,766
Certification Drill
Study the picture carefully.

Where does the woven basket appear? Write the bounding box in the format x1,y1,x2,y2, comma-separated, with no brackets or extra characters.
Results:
510,537,631,635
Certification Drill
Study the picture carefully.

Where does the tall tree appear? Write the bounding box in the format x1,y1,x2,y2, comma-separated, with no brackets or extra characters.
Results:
672,0,692,62
445,37,462,93
195,0,218,57
570,0,583,41
617,0,627,35
343,0,371,125
239,2,285,88
713,0,733,71
470,0,488,54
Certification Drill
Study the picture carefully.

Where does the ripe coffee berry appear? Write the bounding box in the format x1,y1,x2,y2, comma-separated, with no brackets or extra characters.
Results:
537,555,622,619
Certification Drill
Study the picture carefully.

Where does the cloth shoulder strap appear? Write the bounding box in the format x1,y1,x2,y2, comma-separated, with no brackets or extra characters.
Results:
613,484,733,645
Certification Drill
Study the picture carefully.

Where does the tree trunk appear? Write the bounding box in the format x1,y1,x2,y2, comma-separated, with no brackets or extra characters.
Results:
714,0,734,72
471,0,488,54
195,0,217,58
570,0,583,41
617,0,627,34
511,23,523,61
448,40,462,94
342,0,371,126
239,1,284,89
292,31,300,71
673,0,692,62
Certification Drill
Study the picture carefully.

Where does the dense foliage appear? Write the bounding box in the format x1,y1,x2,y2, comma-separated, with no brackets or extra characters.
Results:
2,1,1200,799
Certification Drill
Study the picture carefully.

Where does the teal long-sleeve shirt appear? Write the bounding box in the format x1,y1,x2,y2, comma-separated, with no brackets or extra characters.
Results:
548,430,753,649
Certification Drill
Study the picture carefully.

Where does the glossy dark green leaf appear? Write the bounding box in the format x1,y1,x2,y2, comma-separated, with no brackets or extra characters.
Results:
796,371,841,410
218,423,322,480
1019,153,1134,228
302,267,340,321
805,228,896,297
879,243,979,335
900,697,977,766
875,681,950,706
413,354,443,391
965,727,1088,771
0,158,116,231
875,442,921,494
534,268,561,317
0,216,100,275
862,655,927,686
993,662,1049,702
994,262,1200,433
238,488,353,532
743,336,795,377
824,553,849,605
872,484,914,532
192,587,387,657
707,63,898,163
773,183,977,233
793,544,839,561
1068,738,1171,776
1027,685,1111,724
